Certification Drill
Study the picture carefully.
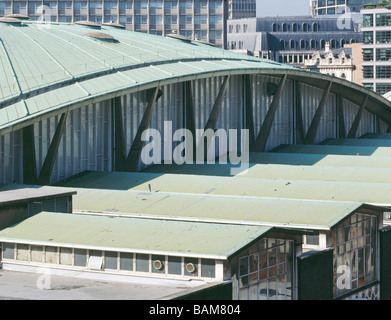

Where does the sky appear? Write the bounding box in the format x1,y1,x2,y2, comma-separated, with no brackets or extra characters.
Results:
257,0,310,17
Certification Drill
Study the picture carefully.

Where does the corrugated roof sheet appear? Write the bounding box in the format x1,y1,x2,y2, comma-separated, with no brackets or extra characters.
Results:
0,211,273,259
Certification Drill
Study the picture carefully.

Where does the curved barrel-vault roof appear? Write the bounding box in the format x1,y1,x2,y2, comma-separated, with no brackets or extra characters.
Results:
1,19,391,135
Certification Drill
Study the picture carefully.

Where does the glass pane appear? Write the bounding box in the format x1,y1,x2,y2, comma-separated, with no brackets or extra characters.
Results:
2,243,15,260
16,244,29,261
74,249,87,267
184,257,198,276
136,253,149,272
249,254,258,273
277,274,286,300
201,259,215,278
249,284,258,300
239,288,248,300
45,246,57,264
268,278,277,300
60,247,72,265
351,250,357,280
31,246,43,263
259,281,268,300
268,248,277,266
104,251,118,270
120,252,133,271
239,256,249,276
152,255,165,274
168,256,182,275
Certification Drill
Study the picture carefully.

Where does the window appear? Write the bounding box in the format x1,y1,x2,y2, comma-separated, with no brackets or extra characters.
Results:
236,239,294,300
363,83,374,91
302,23,308,32
363,66,374,78
376,48,391,61
105,251,118,270
290,39,295,49
168,256,182,275
320,39,325,49
280,40,285,50
376,13,391,27
272,23,277,32
313,23,318,32
330,39,336,48
364,31,373,44
152,255,165,274
376,31,391,44
120,252,133,271
300,39,306,49
136,253,149,272
282,23,287,32
88,250,103,270
292,23,298,32
363,49,373,62
310,39,316,49
376,84,391,95
332,213,377,297
201,259,215,278
74,249,87,267
376,66,391,78
2,243,15,260
363,14,373,27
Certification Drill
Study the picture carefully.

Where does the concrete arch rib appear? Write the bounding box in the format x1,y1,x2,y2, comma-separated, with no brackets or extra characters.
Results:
1,67,391,137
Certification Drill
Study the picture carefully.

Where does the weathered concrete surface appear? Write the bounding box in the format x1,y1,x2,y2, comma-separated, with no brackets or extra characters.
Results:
0,269,203,300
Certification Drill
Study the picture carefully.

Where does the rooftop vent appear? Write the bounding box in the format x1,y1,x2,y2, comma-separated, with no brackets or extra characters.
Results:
102,22,125,29
75,20,101,29
84,31,116,42
4,14,30,20
0,17,22,24
167,30,191,43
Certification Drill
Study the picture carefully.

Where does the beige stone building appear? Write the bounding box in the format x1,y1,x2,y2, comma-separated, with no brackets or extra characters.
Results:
303,42,363,86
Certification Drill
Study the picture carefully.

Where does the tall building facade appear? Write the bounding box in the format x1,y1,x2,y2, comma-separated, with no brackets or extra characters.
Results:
310,0,381,16
361,5,391,95
0,0,256,48
228,0,256,19
227,16,362,66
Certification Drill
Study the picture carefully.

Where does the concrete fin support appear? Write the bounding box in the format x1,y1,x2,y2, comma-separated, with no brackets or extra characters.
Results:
37,112,68,185
125,87,159,172
197,76,230,160
347,94,369,139
304,81,332,145
254,74,287,152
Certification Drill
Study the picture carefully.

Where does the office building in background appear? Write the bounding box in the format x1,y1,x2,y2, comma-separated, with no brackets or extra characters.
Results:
310,0,381,16
0,0,256,48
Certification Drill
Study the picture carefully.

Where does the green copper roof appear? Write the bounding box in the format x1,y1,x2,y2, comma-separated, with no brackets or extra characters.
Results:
1,20,391,134
0,211,274,259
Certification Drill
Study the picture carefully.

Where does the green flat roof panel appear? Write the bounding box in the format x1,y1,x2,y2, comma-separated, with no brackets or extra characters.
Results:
0,211,273,259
